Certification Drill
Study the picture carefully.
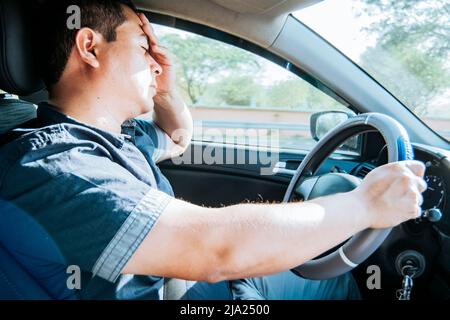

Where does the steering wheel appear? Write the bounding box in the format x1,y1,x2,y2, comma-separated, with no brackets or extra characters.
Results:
284,113,414,280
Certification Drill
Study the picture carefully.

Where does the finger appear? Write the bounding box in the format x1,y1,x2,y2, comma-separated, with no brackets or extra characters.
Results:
138,13,157,41
414,204,422,218
144,25,159,46
139,12,151,25
401,160,426,178
414,176,428,193
150,46,172,65
418,193,424,206
402,200,422,220
151,45,169,57
139,13,159,46
138,12,151,27
411,184,424,206
408,190,423,218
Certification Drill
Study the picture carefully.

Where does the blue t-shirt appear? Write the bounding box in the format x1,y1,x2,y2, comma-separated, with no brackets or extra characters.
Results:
0,102,176,299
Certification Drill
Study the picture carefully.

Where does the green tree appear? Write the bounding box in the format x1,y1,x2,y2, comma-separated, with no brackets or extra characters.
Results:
359,0,450,116
160,33,261,105
361,0,449,60
214,75,261,106
262,79,309,109
360,41,449,116
253,78,344,111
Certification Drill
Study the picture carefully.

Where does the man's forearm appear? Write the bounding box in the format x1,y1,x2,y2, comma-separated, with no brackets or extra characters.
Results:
123,191,368,282
152,92,193,149
206,191,367,281
124,161,425,282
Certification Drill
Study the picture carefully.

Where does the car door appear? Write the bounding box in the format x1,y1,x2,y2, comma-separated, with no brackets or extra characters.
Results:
147,15,450,301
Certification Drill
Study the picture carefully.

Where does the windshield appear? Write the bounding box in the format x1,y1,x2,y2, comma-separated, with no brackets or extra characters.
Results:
294,0,450,142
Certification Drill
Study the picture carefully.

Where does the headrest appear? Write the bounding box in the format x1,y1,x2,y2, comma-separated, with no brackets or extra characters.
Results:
0,0,44,95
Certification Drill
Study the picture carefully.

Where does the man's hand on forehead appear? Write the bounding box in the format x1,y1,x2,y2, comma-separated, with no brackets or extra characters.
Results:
137,12,176,96
134,14,192,155
138,12,159,47
137,13,171,68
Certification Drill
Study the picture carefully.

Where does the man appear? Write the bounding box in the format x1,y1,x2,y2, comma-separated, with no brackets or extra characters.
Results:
0,0,426,300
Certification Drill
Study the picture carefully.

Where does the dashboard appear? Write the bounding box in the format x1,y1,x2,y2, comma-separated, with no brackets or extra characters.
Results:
352,139,450,236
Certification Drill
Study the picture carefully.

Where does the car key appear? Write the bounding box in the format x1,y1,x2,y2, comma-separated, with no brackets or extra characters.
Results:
396,265,417,300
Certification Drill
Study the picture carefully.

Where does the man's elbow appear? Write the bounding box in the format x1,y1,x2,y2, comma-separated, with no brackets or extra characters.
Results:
202,264,231,284
202,233,245,283
171,128,193,153
175,139,191,154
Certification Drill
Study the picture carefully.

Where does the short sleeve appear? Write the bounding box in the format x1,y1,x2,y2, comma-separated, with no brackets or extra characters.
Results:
1,137,172,283
135,119,172,163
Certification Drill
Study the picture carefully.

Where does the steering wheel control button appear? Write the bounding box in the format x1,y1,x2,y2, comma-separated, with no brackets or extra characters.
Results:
421,208,443,223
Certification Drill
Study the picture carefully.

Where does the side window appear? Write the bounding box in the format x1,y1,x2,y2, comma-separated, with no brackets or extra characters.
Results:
155,24,357,153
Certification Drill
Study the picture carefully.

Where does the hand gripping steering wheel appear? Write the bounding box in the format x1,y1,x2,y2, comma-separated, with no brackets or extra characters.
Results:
283,113,414,280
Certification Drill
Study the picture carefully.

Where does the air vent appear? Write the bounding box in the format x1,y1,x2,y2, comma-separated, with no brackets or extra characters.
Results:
355,164,375,179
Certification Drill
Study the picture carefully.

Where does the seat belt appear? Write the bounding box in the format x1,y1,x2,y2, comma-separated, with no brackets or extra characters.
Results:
163,277,188,300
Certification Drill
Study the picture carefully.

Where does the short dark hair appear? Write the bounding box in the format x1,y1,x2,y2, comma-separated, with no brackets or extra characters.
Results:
36,0,137,91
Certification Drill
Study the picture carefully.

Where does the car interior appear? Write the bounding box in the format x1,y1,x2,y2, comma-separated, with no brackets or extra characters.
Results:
0,0,449,300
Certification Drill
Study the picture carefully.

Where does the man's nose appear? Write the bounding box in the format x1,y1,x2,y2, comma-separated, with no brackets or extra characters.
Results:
150,58,162,77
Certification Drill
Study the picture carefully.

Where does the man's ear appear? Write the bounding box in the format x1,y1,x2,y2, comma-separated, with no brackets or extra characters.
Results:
74,28,101,68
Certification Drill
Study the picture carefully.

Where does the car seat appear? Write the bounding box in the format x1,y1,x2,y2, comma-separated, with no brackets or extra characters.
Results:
0,0,78,299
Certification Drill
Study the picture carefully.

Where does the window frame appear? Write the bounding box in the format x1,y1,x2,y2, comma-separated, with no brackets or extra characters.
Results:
146,11,363,158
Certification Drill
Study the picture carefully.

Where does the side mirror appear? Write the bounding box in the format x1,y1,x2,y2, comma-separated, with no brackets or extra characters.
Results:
310,111,352,141
310,111,359,152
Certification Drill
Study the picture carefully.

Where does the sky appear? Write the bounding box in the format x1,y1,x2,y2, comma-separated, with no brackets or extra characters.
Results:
293,0,379,63
294,0,450,117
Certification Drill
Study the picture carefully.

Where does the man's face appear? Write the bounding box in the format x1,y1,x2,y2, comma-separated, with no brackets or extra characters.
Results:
96,6,161,118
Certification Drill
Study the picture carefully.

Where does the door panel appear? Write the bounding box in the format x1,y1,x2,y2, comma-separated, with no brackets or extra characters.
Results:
160,142,361,207
161,168,288,207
